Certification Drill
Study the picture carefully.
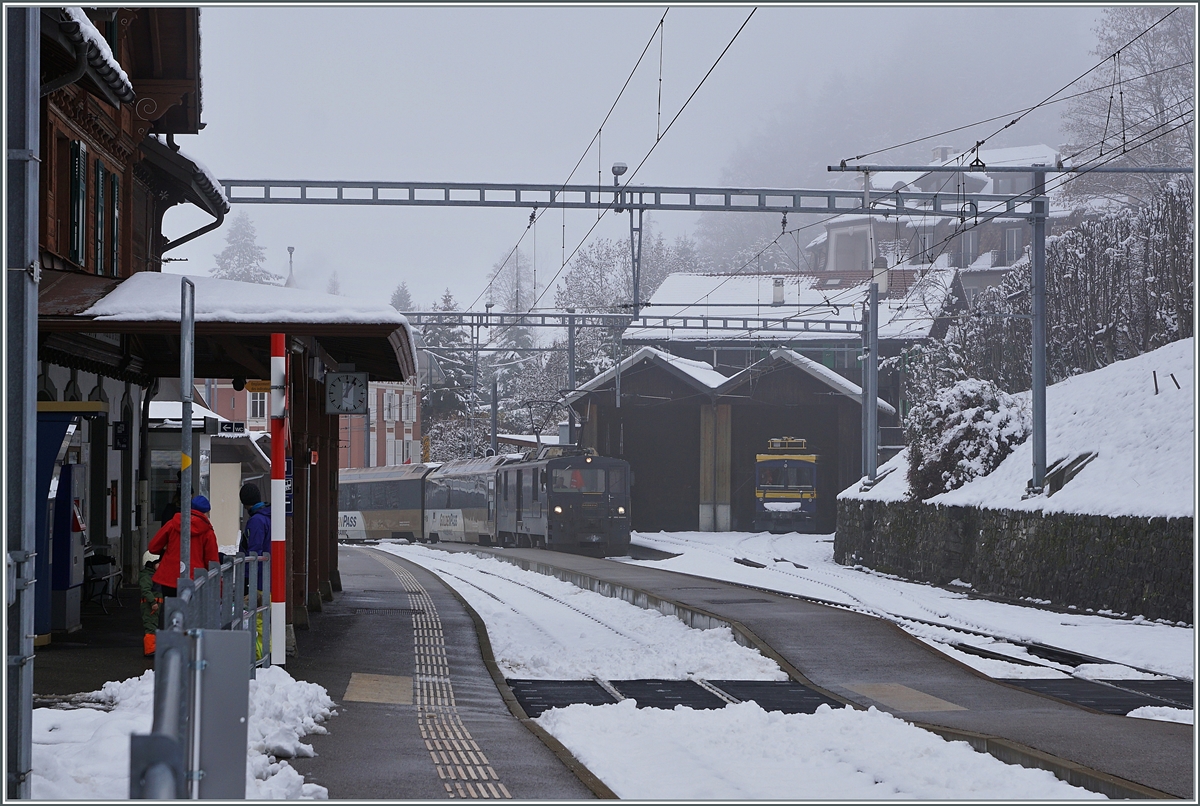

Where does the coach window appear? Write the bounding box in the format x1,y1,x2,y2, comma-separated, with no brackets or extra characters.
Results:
502,471,508,502
609,468,626,494
532,471,539,502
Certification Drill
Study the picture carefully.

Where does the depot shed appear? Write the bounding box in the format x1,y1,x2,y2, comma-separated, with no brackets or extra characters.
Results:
566,347,895,534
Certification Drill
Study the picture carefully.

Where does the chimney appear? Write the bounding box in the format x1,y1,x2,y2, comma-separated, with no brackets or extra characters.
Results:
772,277,784,306
932,145,955,163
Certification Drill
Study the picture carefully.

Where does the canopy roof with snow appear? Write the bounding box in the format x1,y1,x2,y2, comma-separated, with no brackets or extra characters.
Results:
39,270,417,383
623,271,957,345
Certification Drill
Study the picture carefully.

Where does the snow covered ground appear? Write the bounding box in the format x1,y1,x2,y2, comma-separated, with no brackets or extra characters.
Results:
31,666,334,800
379,543,1109,799
846,337,1195,518
626,530,1194,685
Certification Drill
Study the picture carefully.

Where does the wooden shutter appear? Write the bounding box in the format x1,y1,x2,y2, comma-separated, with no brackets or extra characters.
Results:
109,175,120,276
69,141,87,265
94,161,106,274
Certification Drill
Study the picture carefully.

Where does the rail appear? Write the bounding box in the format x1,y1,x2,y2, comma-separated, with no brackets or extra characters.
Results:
129,552,269,798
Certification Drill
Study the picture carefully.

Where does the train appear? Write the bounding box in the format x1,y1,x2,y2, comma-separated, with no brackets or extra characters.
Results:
337,446,632,557
752,437,820,533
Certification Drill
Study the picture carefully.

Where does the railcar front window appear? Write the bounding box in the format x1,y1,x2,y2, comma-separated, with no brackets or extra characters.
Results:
551,468,605,493
608,468,626,494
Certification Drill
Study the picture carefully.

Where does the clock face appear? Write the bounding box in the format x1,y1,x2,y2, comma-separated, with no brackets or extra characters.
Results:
326,373,368,414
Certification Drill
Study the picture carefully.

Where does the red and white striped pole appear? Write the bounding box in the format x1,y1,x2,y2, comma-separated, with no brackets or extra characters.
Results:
270,333,287,664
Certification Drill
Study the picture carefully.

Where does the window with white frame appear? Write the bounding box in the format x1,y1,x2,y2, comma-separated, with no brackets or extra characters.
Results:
383,389,399,421
1005,228,1022,265
401,392,415,423
959,230,978,267
249,392,266,419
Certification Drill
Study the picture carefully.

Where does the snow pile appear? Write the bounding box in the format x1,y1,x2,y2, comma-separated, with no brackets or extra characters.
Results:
844,338,1195,518
905,378,1031,499
628,531,1194,680
536,700,1102,800
31,667,334,800
375,543,786,680
1126,706,1193,725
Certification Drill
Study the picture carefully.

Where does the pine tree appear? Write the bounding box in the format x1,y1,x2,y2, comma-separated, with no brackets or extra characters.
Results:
420,289,474,430
390,281,414,311
326,271,341,295
211,212,281,284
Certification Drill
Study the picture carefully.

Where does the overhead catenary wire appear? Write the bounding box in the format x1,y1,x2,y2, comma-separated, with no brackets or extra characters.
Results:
840,8,1184,166
466,7,670,313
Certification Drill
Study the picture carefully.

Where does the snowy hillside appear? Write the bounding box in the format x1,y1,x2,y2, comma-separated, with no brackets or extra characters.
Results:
843,338,1195,518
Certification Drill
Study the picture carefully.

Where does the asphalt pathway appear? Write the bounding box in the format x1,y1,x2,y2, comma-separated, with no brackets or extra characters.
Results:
286,546,596,799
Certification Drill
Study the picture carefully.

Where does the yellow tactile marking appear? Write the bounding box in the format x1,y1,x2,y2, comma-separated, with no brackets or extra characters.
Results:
845,683,966,712
343,672,414,705
365,551,512,798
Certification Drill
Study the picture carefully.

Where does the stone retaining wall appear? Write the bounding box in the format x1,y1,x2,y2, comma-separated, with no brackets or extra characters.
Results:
835,498,1193,623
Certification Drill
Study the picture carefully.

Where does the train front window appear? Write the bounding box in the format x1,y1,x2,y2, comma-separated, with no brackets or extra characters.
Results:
758,463,815,489
552,468,605,493
608,468,626,494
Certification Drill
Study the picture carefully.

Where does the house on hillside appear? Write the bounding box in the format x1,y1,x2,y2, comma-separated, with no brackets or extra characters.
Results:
809,144,1083,305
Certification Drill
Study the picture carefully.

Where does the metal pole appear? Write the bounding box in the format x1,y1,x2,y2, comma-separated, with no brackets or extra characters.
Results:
1029,170,1047,493
269,333,287,664
490,377,498,456
860,303,869,479
567,310,576,445
471,325,479,455
629,208,643,315
6,8,39,797
866,283,879,482
180,280,195,582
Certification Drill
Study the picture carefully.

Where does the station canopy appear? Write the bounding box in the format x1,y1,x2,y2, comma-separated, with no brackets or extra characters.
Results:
38,270,417,386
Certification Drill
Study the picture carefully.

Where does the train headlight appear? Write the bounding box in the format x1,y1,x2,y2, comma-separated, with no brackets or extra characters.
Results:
617,506,625,515
553,505,563,514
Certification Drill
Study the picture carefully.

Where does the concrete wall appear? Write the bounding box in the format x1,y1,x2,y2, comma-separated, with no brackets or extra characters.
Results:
835,498,1193,623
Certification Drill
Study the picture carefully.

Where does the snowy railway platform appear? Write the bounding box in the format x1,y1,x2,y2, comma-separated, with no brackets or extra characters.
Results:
424,542,1193,800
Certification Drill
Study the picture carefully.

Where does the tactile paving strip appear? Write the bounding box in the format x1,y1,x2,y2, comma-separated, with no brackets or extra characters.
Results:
369,552,512,799
708,680,844,714
506,679,619,718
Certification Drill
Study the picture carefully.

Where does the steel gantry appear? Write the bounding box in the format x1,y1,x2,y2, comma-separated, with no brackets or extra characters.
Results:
219,166,1189,493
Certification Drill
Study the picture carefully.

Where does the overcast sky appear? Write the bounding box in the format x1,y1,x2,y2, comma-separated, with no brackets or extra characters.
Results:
163,5,1103,309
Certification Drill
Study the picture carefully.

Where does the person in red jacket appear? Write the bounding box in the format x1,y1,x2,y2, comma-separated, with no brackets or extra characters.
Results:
149,495,220,598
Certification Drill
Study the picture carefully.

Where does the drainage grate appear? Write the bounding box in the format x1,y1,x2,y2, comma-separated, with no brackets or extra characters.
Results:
999,678,1189,715
507,679,617,718
355,608,424,616
709,680,844,714
610,680,727,710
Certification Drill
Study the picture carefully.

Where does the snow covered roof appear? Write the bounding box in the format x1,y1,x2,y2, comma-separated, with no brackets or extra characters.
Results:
84,272,407,326
60,8,135,104
39,271,417,382
625,271,955,344
565,346,730,406
843,338,1195,519
142,136,230,219
762,349,896,416
148,400,227,423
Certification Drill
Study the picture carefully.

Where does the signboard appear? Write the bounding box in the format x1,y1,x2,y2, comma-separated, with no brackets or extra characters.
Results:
285,457,293,515
218,421,247,434
244,380,271,393
112,421,129,450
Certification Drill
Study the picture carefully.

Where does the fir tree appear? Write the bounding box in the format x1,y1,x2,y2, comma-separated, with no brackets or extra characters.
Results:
390,281,414,311
211,212,281,284
326,271,341,295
